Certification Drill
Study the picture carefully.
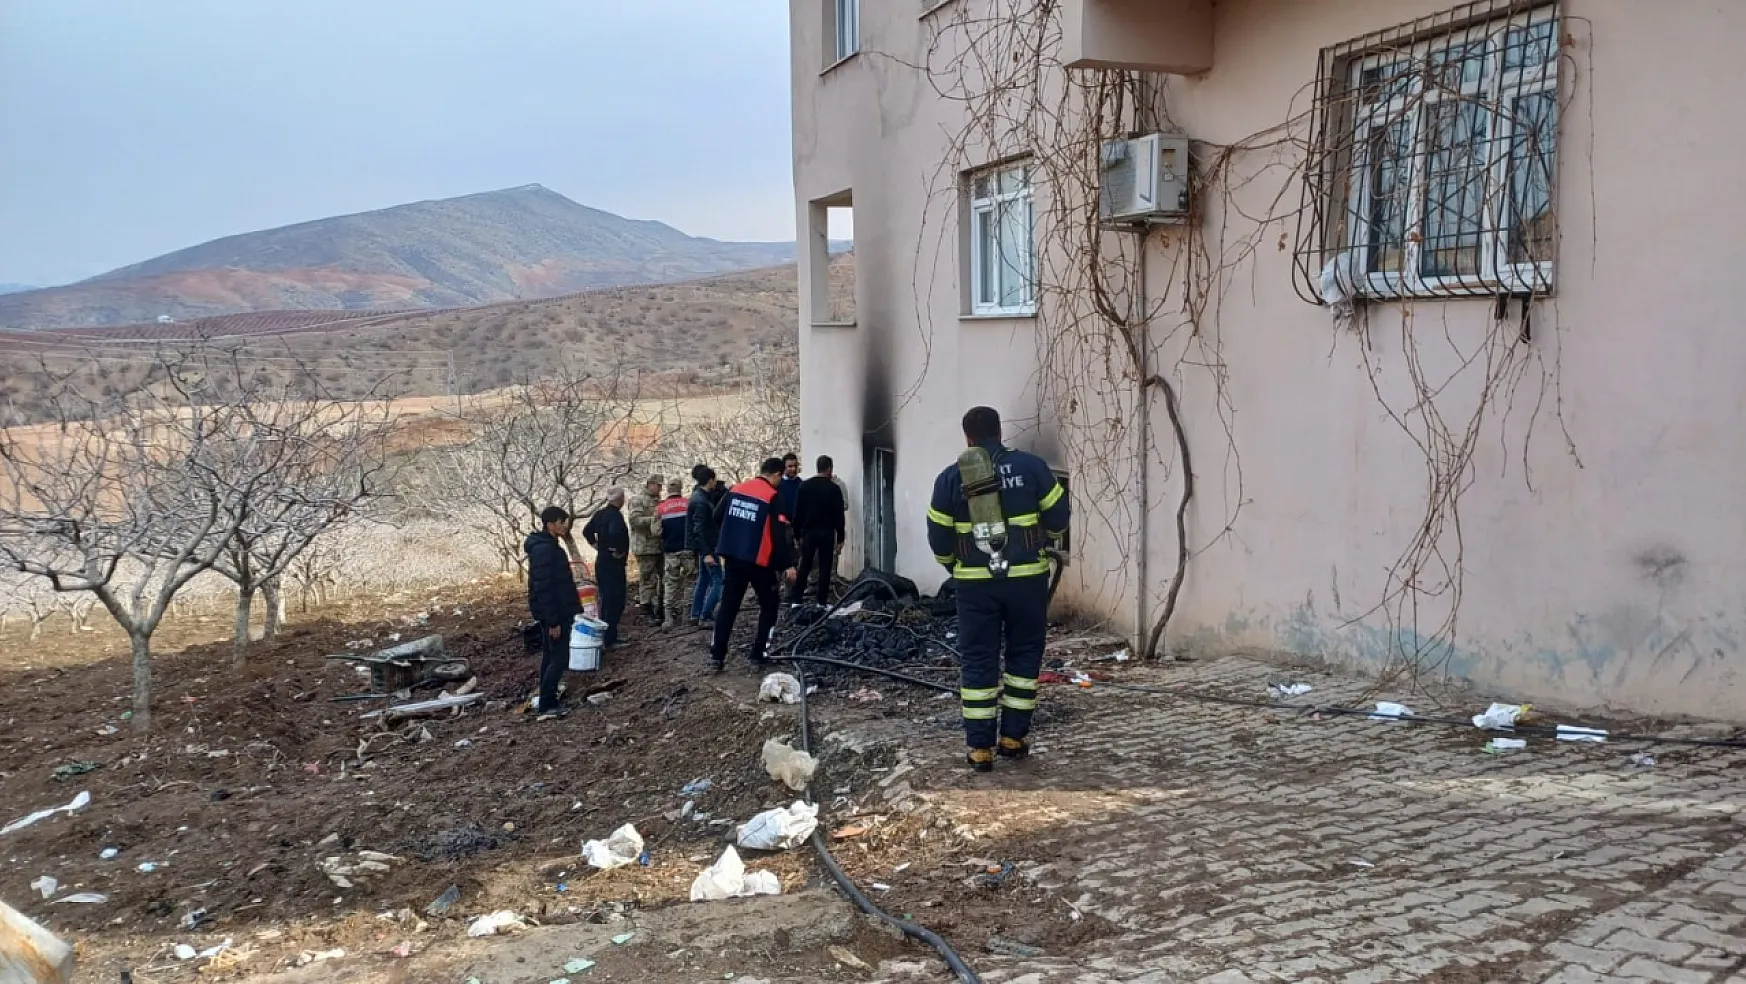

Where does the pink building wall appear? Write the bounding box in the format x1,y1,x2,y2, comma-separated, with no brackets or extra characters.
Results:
791,0,1746,720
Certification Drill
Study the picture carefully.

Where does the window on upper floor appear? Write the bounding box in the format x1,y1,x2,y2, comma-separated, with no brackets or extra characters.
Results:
1294,2,1561,302
831,0,860,63
967,163,1036,317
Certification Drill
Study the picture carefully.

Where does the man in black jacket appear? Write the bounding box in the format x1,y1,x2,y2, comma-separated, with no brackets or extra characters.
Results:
582,487,630,647
687,465,725,626
790,455,847,605
525,505,581,720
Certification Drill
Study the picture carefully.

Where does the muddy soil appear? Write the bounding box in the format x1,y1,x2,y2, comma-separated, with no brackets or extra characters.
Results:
2,581,1118,982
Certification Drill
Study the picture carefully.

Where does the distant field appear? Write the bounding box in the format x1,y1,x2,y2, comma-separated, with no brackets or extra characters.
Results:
0,262,814,424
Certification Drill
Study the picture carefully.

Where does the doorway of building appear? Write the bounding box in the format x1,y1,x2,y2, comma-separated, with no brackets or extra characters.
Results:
864,447,897,572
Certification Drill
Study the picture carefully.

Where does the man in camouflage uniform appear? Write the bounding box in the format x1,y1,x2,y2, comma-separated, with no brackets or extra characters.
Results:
627,475,665,622
656,479,697,629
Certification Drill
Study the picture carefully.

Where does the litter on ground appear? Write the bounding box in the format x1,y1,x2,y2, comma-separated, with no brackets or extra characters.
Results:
582,824,644,870
1368,702,1413,722
737,801,819,851
1556,725,1608,743
1485,737,1528,753
1473,702,1529,730
757,673,803,704
2,790,91,836
761,739,817,791
689,846,781,901
467,910,530,937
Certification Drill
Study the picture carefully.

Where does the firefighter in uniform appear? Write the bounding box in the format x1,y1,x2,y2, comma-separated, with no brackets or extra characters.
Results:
927,406,1070,772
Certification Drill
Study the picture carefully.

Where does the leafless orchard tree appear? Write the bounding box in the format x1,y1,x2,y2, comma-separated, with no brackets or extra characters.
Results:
208,391,395,667
0,351,323,730
405,361,657,573
658,349,799,484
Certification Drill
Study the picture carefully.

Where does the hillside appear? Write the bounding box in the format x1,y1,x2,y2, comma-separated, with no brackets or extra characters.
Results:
0,185,799,330
0,259,841,421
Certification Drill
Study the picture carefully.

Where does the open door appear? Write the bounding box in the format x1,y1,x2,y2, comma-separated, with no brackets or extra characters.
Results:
864,447,897,572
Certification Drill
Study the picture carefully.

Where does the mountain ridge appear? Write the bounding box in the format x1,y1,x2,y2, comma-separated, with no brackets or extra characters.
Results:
0,185,800,329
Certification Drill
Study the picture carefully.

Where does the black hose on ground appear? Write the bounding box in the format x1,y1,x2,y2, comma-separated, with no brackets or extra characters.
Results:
773,576,985,984
789,658,983,984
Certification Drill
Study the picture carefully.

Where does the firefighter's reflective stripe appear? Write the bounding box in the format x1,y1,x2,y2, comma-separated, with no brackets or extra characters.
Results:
960,685,999,721
1038,483,1065,510
956,513,1036,533
934,553,956,566
927,507,956,528
953,559,1051,580
1000,672,1038,711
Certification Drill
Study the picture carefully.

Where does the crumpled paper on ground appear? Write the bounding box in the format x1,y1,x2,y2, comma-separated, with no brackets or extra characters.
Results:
761,739,817,791
758,673,802,704
737,801,819,851
582,823,644,870
689,846,781,901
1472,702,1529,730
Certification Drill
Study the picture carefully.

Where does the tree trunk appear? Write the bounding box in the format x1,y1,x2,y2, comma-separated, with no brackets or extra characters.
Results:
130,633,152,732
232,587,253,669
262,579,285,640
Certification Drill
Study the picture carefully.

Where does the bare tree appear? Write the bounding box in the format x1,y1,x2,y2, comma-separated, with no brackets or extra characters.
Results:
207,391,393,667
0,352,294,731
410,361,656,574
658,349,799,483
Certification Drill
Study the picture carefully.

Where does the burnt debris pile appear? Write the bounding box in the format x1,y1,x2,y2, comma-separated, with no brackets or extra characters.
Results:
778,571,962,685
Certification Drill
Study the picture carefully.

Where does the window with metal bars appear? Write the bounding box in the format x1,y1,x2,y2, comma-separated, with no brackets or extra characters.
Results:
1292,1,1561,305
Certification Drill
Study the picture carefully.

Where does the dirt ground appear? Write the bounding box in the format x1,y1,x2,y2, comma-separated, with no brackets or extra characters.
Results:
0,580,1108,983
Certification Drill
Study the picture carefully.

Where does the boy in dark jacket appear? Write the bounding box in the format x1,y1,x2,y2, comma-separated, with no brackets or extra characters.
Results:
686,465,724,625
709,457,795,673
525,506,581,719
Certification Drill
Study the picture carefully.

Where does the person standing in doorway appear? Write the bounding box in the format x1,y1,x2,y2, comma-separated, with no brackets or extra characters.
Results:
778,453,802,556
926,407,1070,772
709,457,795,673
657,478,696,629
627,476,665,623
688,465,725,627
582,487,632,647
524,506,581,720
790,455,847,605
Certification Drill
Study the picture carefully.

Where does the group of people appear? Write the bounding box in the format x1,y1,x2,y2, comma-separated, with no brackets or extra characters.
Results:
526,406,1069,776
522,452,847,718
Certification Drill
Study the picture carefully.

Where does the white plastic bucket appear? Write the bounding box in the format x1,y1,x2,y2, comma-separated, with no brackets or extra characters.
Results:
569,615,605,672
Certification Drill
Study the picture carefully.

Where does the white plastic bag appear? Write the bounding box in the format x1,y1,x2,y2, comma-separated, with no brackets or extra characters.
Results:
466,911,528,937
737,801,819,851
762,739,817,792
2,790,91,836
1472,702,1527,730
582,823,644,870
1368,702,1413,722
689,846,781,901
758,673,802,704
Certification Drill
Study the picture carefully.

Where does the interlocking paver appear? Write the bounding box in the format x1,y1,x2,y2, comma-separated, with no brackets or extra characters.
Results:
854,654,1746,983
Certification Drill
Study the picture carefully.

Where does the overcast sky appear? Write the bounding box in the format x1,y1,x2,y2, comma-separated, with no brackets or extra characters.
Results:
0,0,794,287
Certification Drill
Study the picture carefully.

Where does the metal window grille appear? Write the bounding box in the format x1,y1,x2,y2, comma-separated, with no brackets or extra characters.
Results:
1292,1,1562,306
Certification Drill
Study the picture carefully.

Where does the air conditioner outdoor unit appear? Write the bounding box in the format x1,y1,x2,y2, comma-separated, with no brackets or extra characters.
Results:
1099,133,1190,224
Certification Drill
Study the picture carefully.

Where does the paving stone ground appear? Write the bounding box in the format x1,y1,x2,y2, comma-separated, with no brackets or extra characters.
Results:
850,654,1746,984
